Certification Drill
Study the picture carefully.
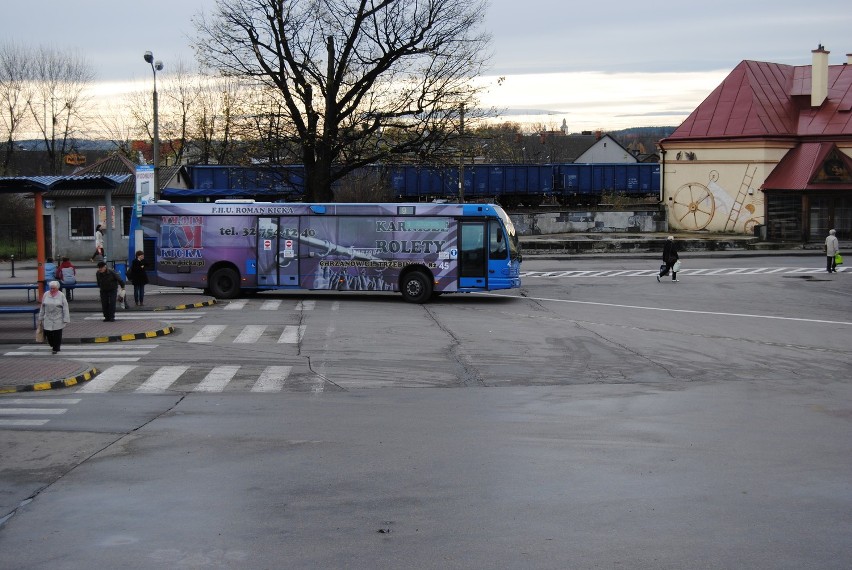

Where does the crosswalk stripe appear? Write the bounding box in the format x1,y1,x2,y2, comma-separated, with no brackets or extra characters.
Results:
278,325,306,344
5,398,81,404
251,366,292,392
136,366,189,393
189,325,227,343
224,299,248,310
0,408,67,415
296,300,316,311
195,365,239,392
260,300,282,310
78,365,138,393
0,419,50,426
234,325,267,343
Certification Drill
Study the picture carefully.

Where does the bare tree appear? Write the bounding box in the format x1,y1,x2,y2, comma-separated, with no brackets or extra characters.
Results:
0,42,33,175
191,75,243,165
194,0,491,201
26,46,94,174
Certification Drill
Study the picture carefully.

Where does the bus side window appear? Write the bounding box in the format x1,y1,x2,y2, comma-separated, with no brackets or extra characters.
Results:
489,222,507,259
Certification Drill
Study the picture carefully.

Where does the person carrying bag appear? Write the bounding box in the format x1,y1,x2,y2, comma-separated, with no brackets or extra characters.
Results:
95,261,126,322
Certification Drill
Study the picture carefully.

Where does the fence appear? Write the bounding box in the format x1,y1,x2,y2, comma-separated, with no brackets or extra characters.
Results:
0,224,35,260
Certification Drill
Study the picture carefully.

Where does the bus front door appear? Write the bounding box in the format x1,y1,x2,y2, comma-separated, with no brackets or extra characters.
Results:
459,221,487,289
257,217,300,287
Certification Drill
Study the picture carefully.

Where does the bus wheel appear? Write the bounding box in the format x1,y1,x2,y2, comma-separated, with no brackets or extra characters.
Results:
401,271,433,303
209,268,240,299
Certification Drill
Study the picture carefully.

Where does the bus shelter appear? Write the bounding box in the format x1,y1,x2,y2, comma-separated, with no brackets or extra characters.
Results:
0,174,131,296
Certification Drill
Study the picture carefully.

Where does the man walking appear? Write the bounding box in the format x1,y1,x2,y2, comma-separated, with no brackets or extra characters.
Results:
96,261,125,322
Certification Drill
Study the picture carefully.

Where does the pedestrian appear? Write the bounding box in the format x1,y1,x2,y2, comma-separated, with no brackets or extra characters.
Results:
57,257,78,300
91,224,105,262
38,280,71,355
128,250,149,306
825,229,840,273
657,235,680,282
43,257,57,283
96,261,125,322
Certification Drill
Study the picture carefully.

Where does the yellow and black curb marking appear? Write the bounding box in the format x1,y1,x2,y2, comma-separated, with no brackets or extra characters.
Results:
0,367,100,394
153,298,217,311
84,325,175,344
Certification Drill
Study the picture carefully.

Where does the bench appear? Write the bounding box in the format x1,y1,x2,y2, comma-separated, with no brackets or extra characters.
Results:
0,283,40,302
0,306,40,329
58,282,98,300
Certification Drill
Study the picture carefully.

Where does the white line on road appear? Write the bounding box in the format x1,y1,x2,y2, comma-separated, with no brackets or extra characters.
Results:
136,366,189,393
188,325,227,343
234,325,267,344
251,366,292,392
478,293,852,326
78,365,138,393
0,419,50,426
195,365,240,392
0,408,67,415
224,299,249,310
278,325,306,344
260,300,282,311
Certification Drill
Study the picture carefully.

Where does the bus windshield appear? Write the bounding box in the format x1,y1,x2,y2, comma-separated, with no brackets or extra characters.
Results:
494,205,521,260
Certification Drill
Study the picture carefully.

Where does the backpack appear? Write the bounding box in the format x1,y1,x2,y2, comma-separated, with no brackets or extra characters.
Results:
60,266,76,285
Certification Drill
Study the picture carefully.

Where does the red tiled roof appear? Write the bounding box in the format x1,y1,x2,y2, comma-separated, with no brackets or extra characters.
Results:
665,60,852,140
763,142,852,191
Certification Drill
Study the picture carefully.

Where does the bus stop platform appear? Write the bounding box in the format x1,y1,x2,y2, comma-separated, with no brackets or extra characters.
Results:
0,273,215,392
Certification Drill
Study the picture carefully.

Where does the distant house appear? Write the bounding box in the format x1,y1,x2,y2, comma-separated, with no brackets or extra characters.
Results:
574,134,638,164
659,46,852,240
43,153,182,261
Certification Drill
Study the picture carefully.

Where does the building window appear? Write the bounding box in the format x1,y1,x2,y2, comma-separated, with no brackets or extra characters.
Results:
122,206,133,237
69,207,95,239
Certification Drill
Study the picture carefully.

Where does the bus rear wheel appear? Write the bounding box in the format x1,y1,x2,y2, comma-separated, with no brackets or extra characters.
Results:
401,270,433,303
209,268,240,299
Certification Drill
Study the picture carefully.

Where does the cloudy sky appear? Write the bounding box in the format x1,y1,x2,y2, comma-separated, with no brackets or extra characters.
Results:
2,0,851,132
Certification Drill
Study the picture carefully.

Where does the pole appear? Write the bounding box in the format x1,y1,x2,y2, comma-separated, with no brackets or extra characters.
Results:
458,104,465,204
35,192,45,297
152,81,160,200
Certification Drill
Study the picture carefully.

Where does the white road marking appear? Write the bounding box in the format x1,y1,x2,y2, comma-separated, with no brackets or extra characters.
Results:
234,325,267,344
480,293,852,326
78,365,139,393
0,408,67,415
296,300,316,311
195,365,239,392
188,325,227,343
224,299,249,310
0,419,50,426
251,366,292,392
278,325,306,344
136,366,190,393
260,300,282,311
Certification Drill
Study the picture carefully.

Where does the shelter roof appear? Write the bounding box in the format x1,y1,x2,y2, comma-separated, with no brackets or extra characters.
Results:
0,174,131,193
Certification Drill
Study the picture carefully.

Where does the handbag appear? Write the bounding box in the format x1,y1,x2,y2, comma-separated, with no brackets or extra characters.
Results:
659,264,667,275
35,322,45,343
835,252,843,265
673,260,682,272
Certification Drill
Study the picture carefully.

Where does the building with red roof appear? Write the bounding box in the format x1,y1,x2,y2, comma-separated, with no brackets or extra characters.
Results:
659,46,852,241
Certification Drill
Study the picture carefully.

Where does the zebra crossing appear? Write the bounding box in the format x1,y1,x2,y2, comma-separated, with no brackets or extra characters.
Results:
188,324,306,344
521,266,846,279
77,364,298,394
0,397,80,427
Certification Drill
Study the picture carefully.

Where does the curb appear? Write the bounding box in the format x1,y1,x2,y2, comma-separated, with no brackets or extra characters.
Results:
0,367,100,394
152,299,217,311
83,325,176,344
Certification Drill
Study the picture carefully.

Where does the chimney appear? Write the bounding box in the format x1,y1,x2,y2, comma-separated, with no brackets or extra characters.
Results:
847,53,852,65
811,44,829,107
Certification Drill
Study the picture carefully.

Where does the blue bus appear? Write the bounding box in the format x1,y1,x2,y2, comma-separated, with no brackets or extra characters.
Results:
130,201,521,303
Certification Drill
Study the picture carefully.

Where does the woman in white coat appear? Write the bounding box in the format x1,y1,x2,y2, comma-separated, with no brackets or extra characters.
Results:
38,280,71,354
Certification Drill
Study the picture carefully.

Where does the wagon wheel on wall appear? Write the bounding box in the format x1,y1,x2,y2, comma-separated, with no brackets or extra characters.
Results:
672,182,715,230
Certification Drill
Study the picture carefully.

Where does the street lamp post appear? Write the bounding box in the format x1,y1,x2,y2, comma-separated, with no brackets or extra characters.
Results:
143,51,163,198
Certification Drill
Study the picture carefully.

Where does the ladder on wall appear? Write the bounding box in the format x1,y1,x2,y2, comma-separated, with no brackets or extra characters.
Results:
724,164,757,232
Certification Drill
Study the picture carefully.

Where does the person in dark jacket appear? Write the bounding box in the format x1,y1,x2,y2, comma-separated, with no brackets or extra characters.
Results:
657,235,680,282
96,261,125,322
128,250,149,306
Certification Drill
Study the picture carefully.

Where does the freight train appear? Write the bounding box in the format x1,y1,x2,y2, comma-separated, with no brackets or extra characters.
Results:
170,163,660,207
